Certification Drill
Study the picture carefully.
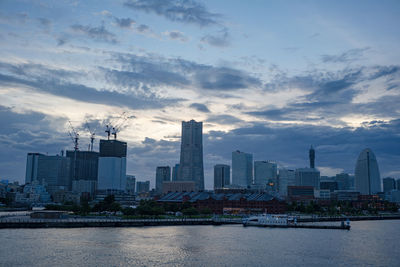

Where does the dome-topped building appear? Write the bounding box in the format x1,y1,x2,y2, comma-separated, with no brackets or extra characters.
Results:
354,148,381,195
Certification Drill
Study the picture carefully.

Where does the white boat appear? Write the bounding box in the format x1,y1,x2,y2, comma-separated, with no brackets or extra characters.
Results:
242,214,289,226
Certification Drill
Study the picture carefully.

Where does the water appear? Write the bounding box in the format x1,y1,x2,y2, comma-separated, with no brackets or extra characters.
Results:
0,220,399,266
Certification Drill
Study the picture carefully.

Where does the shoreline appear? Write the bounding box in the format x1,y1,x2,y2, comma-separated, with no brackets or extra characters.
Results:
1,215,400,229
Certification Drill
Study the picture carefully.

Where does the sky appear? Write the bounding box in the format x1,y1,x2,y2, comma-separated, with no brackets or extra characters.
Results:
0,0,399,189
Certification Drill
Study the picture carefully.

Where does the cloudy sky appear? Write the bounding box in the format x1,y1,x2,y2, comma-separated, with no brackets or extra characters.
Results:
1,0,399,188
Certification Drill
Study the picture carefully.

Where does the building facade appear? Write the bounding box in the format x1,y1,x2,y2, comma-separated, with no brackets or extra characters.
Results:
66,150,99,190
172,163,180,181
354,148,381,195
97,139,127,192
126,175,136,195
382,177,396,193
214,164,230,189
156,166,171,194
295,168,320,190
278,169,295,197
178,120,204,191
254,161,277,190
136,181,150,193
232,150,253,187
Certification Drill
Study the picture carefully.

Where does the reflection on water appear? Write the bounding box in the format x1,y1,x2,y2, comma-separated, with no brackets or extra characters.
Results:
0,220,399,266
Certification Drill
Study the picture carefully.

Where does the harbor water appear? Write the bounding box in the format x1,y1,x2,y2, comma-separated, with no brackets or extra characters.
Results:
0,220,399,266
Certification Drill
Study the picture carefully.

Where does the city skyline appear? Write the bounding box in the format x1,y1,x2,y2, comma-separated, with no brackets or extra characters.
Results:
1,1,400,189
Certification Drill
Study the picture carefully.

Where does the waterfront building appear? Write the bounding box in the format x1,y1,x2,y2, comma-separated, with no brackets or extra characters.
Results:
126,175,136,195
331,190,360,201
295,168,320,189
232,150,253,187
178,120,204,191
383,177,396,193
158,191,287,214
162,181,196,194
309,145,315,168
320,180,338,192
172,163,180,181
315,189,331,199
278,169,295,197
287,186,314,202
335,173,351,190
15,181,51,203
354,148,381,195
136,181,150,193
156,166,171,194
72,180,97,196
254,161,277,191
97,139,127,192
25,153,71,195
214,164,230,189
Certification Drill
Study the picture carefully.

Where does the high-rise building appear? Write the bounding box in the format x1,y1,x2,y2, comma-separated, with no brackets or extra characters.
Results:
25,153,71,195
136,181,150,193
126,175,136,195
178,120,204,191
383,177,396,193
397,179,400,190
214,164,230,189
354,148,381,195
254,161,277,189
232,150,253,187
66,150,99,189
156,166,171,194
335,173,351,190
278,169,295,196
309,145,315,168
97,139,127,192
172,163,180,181
295,168,320,190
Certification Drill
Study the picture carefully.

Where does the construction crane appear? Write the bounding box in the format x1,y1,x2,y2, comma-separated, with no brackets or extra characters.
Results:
68,120,79,151
105,112,134,140
85,122,96,151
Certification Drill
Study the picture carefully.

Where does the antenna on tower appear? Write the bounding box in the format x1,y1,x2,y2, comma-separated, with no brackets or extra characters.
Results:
68,120,79,151
85,122,96,151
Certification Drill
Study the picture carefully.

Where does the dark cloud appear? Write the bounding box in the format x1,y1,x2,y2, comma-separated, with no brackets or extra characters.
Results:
321,48,369,63
163,30,188,42
37,17,51,27
201,28,230,47
206,114,243,125
253,66,400,122
0,106,70,181
107,52,261,91
114,17,135,28
70,24,118,43
136,24,150,33
124,0,221,26
189,103,210,113
0,61,183,110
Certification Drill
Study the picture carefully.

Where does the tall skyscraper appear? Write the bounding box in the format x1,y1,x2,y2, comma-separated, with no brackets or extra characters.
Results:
214,164,230,189
278,169,295,196
254,161,277,189
354,148,381,195
178,120,204,191
232,150,253,187
156,166,171,194
382,177,396,193
97,139,127,192
66,150,99,193
309,145,315,169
